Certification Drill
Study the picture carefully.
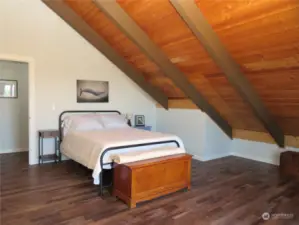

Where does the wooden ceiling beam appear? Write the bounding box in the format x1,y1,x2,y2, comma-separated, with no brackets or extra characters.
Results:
170,0,285,147
42,0,168,109
94,0,232,138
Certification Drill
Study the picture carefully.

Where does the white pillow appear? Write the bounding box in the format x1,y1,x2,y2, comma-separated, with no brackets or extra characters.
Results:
100,114,129,129
70,117,104,131
63,114,104,135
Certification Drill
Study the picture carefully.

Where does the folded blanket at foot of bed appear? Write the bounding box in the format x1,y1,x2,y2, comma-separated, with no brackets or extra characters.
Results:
110,147,186,164
92,147,186,185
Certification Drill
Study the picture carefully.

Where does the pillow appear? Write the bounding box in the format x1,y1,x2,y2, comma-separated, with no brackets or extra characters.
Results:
63,114,104,135
70,117,104,131
100,114,129,129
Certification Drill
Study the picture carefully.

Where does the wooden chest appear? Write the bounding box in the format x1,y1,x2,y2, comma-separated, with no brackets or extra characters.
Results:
113,154,192,208
280,151,299,178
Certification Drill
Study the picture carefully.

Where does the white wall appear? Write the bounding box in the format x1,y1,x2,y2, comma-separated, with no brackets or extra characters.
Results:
156,108,231,161
202,114,231,160
231,139,299,165
156,106,298,165
156,109,205,157
0,60,29,153
156,108,299,165
0,0,156,164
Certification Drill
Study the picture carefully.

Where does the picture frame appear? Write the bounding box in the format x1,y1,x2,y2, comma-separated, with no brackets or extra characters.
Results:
77,80,109,103
135,115,145,127
0,79,18,98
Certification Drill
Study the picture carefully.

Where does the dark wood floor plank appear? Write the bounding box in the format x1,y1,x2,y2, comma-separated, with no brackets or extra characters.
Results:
0,152,298,225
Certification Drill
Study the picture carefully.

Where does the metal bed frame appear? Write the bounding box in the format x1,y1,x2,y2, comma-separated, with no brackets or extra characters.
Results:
58,110,181,196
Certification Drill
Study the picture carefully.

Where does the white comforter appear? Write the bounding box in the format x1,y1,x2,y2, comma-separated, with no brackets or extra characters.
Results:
61,127,184,184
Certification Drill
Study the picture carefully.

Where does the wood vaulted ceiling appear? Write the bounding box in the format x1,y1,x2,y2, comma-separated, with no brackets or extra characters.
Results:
43,0,299,145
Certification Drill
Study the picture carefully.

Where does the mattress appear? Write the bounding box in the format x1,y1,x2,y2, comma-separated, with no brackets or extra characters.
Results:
61,127,184,184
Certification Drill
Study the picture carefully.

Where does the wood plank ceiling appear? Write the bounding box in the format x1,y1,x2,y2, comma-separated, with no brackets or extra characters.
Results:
193,0,299,137
43,0,299,143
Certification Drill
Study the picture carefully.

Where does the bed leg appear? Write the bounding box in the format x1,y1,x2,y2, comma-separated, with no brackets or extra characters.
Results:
99,172,103,196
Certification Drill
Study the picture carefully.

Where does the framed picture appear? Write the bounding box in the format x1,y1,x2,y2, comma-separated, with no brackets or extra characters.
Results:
0,79,18,98
135,115,145,127
77,80,109,103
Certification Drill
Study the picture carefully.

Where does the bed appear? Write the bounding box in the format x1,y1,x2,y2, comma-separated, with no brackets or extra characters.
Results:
58,110,185,195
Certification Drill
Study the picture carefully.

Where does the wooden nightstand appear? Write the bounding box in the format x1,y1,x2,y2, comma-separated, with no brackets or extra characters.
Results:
133,126,152,131
38,129,59,164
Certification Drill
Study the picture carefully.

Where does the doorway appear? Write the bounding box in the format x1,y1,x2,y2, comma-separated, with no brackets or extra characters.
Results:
0,55,36,165
0,60,29,155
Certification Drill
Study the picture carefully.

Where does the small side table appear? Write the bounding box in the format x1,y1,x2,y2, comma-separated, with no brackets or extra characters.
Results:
38,129,59,164
133,126,152,131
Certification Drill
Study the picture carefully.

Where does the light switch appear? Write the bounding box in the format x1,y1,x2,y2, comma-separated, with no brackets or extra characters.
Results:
52,103,56,111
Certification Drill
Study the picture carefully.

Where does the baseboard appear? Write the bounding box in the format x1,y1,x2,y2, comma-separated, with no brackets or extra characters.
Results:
30,155,70,165
192,154,204,161
192,152,230,162
193,151,281,165
203,152,231,161
1,148,28,154
231,152,279,165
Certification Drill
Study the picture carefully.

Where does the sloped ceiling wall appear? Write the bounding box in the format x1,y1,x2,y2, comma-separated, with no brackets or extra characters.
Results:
43,0,299,143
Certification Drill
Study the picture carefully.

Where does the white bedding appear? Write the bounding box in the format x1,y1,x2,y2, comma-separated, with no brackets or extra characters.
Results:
61,127,184,184
110,147,185,164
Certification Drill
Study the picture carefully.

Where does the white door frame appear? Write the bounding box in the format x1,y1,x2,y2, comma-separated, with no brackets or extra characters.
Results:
0,54,36,165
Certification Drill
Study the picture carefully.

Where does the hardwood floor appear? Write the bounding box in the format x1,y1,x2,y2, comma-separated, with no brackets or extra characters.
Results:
1,152,298,225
